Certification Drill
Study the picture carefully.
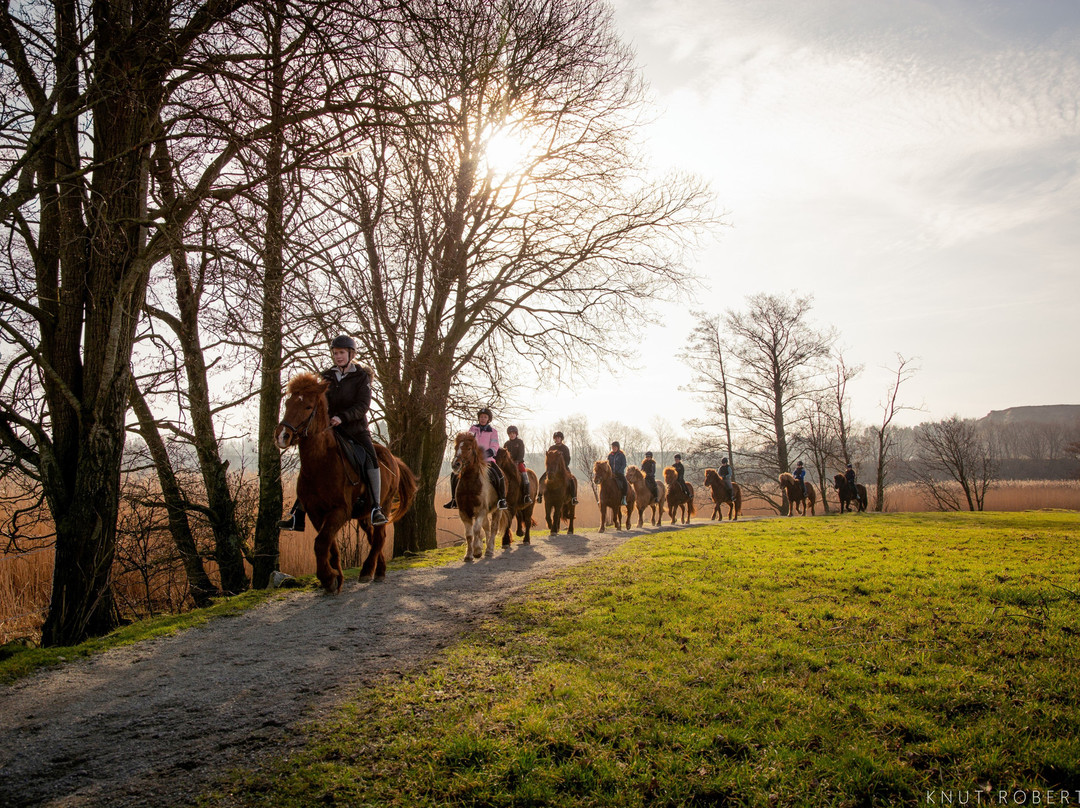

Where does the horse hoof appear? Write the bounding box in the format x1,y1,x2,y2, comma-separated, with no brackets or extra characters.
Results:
463,556,474,563
523,537,530,544
485,551,494,558
502,538,511,547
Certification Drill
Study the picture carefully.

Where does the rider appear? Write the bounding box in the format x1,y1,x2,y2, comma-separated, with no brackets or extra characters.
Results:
536,431,579,505
607,441,628,506
444,408,508,511
641,451,659,501
845,463,856,491
673,453,690,499
718,456,734,499
279,335,386,531
504,426,532,505
793,460,807,499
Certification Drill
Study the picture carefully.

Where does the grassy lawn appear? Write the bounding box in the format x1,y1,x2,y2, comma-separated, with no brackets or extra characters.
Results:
209,512,1080,807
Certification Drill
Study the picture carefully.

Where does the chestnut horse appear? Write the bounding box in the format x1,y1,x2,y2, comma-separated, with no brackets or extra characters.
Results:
593,459,634,532
778,472,816,516
495,447,537,546
275,373,416,592
833,474,868,513
540,448,576,535
452,433,509,561
662,467,696,525
703,469,742,521
626,466,665,527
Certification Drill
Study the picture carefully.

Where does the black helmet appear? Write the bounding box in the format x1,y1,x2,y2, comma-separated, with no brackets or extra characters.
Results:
331,335,357,352
796,460,804,467
846,463,853,469
645,451,653,457
507,425,519,435
674,453,682,460
610,441,620,450
721,457,729,464
478,407,493,420
553,431,564,440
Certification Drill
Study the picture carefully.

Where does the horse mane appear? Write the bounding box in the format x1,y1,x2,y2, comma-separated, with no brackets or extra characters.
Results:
663,466,677,485
287,371,329,397
779,472,795,486
593,459,612,481
704,468,719,486
454,432,486,470
625,465,642,482
833,474,846,487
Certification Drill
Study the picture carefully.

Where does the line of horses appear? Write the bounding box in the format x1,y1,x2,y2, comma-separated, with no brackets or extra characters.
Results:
277,372,868,592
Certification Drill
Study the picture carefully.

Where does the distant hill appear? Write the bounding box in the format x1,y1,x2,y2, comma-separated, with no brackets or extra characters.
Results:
980,405,1080,426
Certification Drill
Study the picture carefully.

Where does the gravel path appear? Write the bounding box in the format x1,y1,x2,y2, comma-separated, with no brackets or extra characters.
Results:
0,522,699,807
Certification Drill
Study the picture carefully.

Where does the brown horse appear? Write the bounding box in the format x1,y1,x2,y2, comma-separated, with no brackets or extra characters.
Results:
593,459,634,532
833,474,868,513
626,466,665,527
275,372,417,592
703,469,742,521
662,466,696,525
495,447,537,545
452,433,509,561
539,448,576,535
779,472,816,516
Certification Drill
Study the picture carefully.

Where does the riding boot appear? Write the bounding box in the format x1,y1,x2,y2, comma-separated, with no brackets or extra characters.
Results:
443,473,458,508
277,503,306,531
521,471,532,504
571,477,579,505
492,466,508,510
366,466,387,525
536,472,545,503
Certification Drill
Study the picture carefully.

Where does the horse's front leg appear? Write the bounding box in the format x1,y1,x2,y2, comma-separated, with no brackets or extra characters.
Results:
359,524,387,582
313,510,348,593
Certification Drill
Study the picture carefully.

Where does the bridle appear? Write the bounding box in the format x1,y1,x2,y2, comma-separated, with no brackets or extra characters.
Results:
278,398,317,445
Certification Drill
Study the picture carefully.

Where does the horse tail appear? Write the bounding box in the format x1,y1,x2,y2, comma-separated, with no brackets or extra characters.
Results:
391,458,418,522
688,484,697,517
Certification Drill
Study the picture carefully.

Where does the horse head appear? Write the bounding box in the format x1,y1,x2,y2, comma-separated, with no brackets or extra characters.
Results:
452,432,484,474
545,448,567,477
833,474,846,491
778,472,795,488
592,459,611,485
704,468,719,487
276,373,329,448
663,466,677,485
625,466,643,484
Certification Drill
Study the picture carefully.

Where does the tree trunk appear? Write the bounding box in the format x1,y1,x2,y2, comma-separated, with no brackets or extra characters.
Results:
390,415,446,555
129,386,217,607
252,8,288,588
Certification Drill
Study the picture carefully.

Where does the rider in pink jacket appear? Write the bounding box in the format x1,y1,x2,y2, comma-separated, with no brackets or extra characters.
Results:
444,408,508,510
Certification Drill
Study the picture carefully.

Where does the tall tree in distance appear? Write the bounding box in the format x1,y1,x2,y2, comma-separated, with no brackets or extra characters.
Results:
301,0,713,552
912,416,996,511
870,354,918,511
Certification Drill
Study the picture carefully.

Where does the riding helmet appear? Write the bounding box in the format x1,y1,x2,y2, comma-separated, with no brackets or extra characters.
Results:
645,451,653,457
553,431,564,440
507,425,519,435
674,453,682,460
478,407,493,420
331,335,357,352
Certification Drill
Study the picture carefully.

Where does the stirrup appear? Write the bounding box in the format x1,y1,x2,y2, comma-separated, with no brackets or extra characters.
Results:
277,511,305,531
443,500,457,509
370,507,388,526
535,493,543,503
497,499,508,510
523,495,532,504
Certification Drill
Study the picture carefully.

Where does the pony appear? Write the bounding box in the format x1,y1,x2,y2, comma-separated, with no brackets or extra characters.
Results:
275,372,416,592
703,469,742,521
539,448,576,535
778,472,816,516
451,432,509,562
625,466,665,527
662,466,696,525
593,459,634,532
495,447,538,545
833,474,868,513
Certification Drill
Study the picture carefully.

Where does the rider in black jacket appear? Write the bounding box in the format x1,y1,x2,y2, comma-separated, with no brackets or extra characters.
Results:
279,335,387,530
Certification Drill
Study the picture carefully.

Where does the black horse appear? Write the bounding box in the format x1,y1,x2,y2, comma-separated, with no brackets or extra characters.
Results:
833,474,868,513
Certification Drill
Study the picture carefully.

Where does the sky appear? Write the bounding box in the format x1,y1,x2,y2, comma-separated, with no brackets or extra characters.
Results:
510,0,1080,447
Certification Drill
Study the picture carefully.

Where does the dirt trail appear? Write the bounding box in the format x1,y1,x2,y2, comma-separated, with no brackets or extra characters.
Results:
0,522,702,807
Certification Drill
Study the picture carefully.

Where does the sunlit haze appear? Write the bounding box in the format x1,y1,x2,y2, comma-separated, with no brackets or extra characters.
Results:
503,0,1080,447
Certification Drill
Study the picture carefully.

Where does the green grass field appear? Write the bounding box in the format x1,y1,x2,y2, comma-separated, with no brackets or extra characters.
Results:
205,512,1080,807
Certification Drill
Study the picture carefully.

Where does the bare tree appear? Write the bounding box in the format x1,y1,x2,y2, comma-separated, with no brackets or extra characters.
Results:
649,416,681,471
833,353,862,467
796,395,838,513
683,296,835,513
912,416,997,511
298,0,713,551
870,355,918,512
681,313,736,479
